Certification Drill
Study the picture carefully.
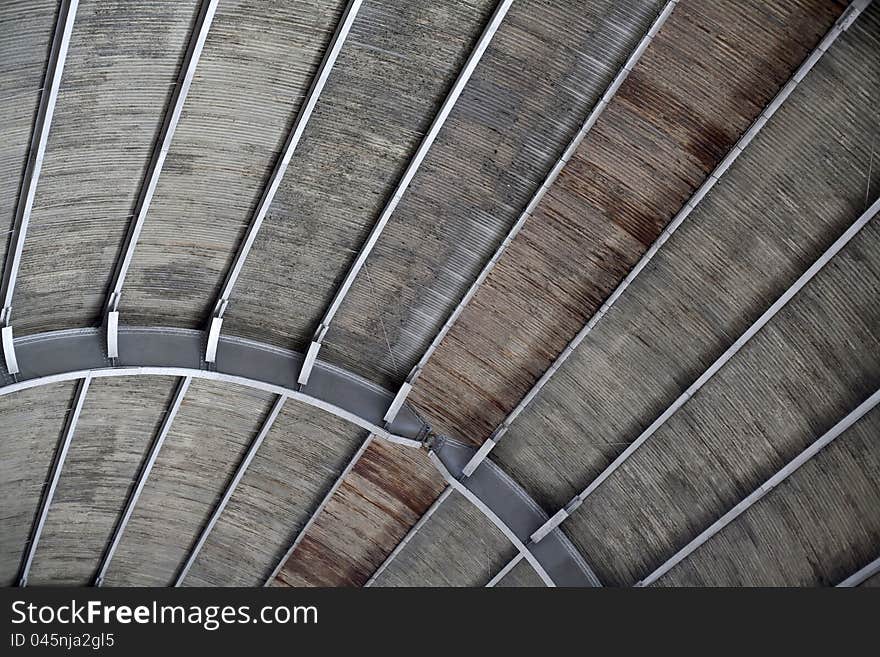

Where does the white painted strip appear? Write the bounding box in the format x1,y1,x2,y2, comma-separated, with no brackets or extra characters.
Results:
837,556,880,587
638,388,880,587
530,198,879,544
204,316,222,363
264,433,375,585
208,0,364,322
428,452,555,587
106,311,119,358
382,0,680,423
17,375,91,586
2,326,19,375
104,0,219,310
460,4,871,478
364,485,453,586
0,0,79,323
485,552,524,587
174,394,287,586
94,376,192,586
299,0,515,385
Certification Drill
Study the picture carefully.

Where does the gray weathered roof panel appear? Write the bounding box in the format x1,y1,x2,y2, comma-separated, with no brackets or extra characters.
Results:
118,0,345,328
493,5,880,512
27,375,178,585
221,0,498,356
654,403,880,586
0,381,75,585
11,0,200,335
0,0,57,283
322,0,667,387
183,400,365,586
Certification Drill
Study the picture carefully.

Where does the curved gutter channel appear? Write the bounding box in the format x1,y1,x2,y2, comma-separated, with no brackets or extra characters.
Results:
0,326,429,447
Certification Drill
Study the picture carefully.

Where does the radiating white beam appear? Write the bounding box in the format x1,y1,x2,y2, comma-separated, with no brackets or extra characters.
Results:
174,394,287,586
17,375,91,587
264,433,375,585
204,0,364,361
485,551,524,587
638,388,880,587
297,0,515,386
103,0,219,322
837,556,880,587
93,376,192,586
0,0,79,327
364,485,453,586
382,0,680,424
459,1,872,479
529,197,879,544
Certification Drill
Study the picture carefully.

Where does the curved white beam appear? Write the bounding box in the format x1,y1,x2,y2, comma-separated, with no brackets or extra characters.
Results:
0,327,429,447
297,0,515,386
428,438,601,587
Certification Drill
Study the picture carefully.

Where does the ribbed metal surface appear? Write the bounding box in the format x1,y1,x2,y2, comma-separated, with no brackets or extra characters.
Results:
561,218,880,585
319,0,666,387
220,0,497,359
10,0,200,336
371,490,516,587
27,376,178,585
653,403,880,586
183,401,365,586
102,379,273,586
117,0,344,327
409,0,847,443
271,439,446,586
0,0,57,283
493,4,880,513
0,381,75,585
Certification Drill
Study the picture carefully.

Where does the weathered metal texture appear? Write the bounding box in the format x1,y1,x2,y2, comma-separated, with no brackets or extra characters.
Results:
316,0,667,387
432,436,601,586
219,0,497,356
371,489,517,587
560,218,880,585
116,0,344,327
182,401,366,586
408,0,847,443
494,558,545,588
492,3,880,513
101,378,273,586
0,0,58,281
271,439,446,586
10,0,199,336
653,404,880,586
26,376,177,585
0,327,429,444
0,382,74,585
